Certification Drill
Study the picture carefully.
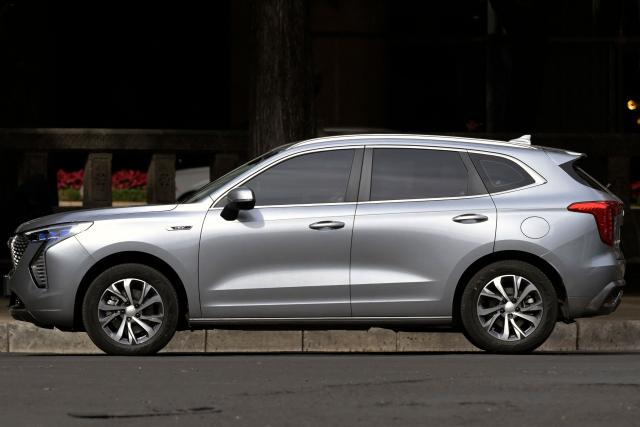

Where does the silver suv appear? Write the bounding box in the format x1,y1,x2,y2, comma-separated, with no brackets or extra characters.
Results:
3,134,625,355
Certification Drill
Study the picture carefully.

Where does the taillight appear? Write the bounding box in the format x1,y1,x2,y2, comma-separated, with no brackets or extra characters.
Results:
567,201,623,246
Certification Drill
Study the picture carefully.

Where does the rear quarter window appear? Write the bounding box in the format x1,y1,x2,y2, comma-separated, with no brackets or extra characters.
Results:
469,153,535,193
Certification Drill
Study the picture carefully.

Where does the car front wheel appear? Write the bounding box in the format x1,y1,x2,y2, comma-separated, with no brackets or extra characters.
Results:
82,263,179,355
460,260,558,353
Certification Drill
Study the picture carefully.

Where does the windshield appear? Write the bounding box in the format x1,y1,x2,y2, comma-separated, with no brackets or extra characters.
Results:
181,144,292,203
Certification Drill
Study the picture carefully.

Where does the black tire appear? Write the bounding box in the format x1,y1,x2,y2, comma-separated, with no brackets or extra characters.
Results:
82,263,179,356
460,260,558,354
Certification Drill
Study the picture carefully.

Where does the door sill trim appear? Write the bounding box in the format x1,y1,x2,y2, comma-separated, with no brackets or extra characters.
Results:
189,316,452,327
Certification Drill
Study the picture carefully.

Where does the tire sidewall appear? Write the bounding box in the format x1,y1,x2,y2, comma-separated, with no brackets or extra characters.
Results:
82,263,179,356
460,260,558,353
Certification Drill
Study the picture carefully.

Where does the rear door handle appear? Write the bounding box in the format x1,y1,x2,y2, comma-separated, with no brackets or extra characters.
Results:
452,214,489,224
309,221,345,230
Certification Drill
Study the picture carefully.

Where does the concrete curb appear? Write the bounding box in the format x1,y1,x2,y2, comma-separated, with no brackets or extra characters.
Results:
1,320,638,354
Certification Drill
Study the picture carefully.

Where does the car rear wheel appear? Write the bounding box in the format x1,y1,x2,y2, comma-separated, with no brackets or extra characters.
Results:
460,260,558,353
82,263,179,355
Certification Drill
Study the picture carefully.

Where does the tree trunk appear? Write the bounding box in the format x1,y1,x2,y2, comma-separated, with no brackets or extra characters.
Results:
249,0,314,157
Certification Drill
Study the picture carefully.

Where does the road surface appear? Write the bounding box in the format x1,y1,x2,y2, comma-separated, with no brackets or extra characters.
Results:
0,353,638,426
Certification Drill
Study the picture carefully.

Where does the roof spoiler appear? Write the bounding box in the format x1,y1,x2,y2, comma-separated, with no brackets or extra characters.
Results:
543,146,585,165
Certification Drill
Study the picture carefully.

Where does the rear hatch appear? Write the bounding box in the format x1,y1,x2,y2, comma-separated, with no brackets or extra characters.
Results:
547,149,624,252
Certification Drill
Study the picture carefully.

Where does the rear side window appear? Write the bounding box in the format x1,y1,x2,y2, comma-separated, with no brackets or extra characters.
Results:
470,153,535,193
370,148,475,201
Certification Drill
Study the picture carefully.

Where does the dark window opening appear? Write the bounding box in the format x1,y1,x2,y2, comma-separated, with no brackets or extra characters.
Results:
470,153,535,193
244,149,355,206
370,148,476,201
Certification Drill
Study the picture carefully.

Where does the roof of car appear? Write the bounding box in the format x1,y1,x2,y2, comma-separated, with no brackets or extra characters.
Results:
288,134,535,151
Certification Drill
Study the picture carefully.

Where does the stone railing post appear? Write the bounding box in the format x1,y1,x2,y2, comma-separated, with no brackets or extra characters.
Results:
147,154,176,204
82,153,112,208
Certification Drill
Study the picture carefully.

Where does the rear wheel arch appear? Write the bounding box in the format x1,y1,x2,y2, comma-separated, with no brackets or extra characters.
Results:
452,250,568,326
73,251,190,331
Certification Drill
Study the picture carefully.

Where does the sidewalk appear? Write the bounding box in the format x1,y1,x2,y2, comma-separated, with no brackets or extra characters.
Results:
0,297,638,354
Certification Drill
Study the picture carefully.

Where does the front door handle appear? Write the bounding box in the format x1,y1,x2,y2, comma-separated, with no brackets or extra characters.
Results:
309,221,345,230
452,214,489,224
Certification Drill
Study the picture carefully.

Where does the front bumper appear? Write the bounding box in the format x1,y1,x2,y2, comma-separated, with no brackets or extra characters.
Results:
5,235,93,330
8,292,53,329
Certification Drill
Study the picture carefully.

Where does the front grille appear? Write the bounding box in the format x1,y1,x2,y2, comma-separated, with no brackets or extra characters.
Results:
8,234,29,269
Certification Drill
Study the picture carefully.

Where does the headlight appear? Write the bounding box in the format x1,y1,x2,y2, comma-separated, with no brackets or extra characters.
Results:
25,222,93,244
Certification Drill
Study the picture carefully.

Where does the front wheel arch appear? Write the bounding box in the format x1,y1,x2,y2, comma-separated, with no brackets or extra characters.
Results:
452,250,568,327
74,251,190,331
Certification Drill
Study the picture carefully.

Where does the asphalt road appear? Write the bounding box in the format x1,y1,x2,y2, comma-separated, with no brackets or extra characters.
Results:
0,354,638,426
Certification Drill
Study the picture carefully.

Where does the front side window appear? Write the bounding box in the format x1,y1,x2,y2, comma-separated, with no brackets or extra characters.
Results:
469,153,535,193
243,149,355,206
183,144,291,203
370,148,472,201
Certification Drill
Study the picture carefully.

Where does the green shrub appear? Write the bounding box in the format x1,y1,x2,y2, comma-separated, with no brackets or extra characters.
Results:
58,188,82,201
112,188,146,202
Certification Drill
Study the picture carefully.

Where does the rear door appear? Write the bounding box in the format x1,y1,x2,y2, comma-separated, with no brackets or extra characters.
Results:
350,146,497,318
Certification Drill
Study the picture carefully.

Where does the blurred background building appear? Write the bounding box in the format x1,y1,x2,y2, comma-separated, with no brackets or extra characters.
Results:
2,0,640,270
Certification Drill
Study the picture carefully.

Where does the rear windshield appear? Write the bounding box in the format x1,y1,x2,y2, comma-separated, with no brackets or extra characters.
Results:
560,159,610,193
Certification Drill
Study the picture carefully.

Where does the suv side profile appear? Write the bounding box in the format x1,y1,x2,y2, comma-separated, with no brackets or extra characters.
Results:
4,134,625,355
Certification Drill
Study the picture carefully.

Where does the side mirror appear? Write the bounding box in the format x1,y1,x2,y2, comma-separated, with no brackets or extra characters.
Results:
220,187,256,221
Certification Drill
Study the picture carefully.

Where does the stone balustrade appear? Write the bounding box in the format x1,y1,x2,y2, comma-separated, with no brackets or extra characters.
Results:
0,128,247,208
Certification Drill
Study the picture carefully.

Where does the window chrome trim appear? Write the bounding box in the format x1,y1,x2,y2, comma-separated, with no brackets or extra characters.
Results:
358,194,491,205
210,202,357,210
210,145,364,209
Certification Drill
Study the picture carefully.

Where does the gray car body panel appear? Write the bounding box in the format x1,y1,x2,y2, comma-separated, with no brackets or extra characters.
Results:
351,196,496,318
5,134,624,330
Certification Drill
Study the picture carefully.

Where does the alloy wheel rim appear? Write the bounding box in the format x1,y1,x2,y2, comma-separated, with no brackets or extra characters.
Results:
98,278,164,345
476,275,544,342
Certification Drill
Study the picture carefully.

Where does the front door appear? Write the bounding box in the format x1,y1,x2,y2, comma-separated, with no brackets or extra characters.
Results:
198,147,363,318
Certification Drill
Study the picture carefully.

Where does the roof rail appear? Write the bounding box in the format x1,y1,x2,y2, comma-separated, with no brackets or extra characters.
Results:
289,133,537,149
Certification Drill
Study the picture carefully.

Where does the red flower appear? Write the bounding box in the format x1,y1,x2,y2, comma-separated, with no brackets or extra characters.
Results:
57,169,84,190
112,169,147,190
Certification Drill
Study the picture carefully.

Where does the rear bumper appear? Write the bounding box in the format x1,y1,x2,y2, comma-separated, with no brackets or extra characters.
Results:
584,279,625,315
568,279,625,318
